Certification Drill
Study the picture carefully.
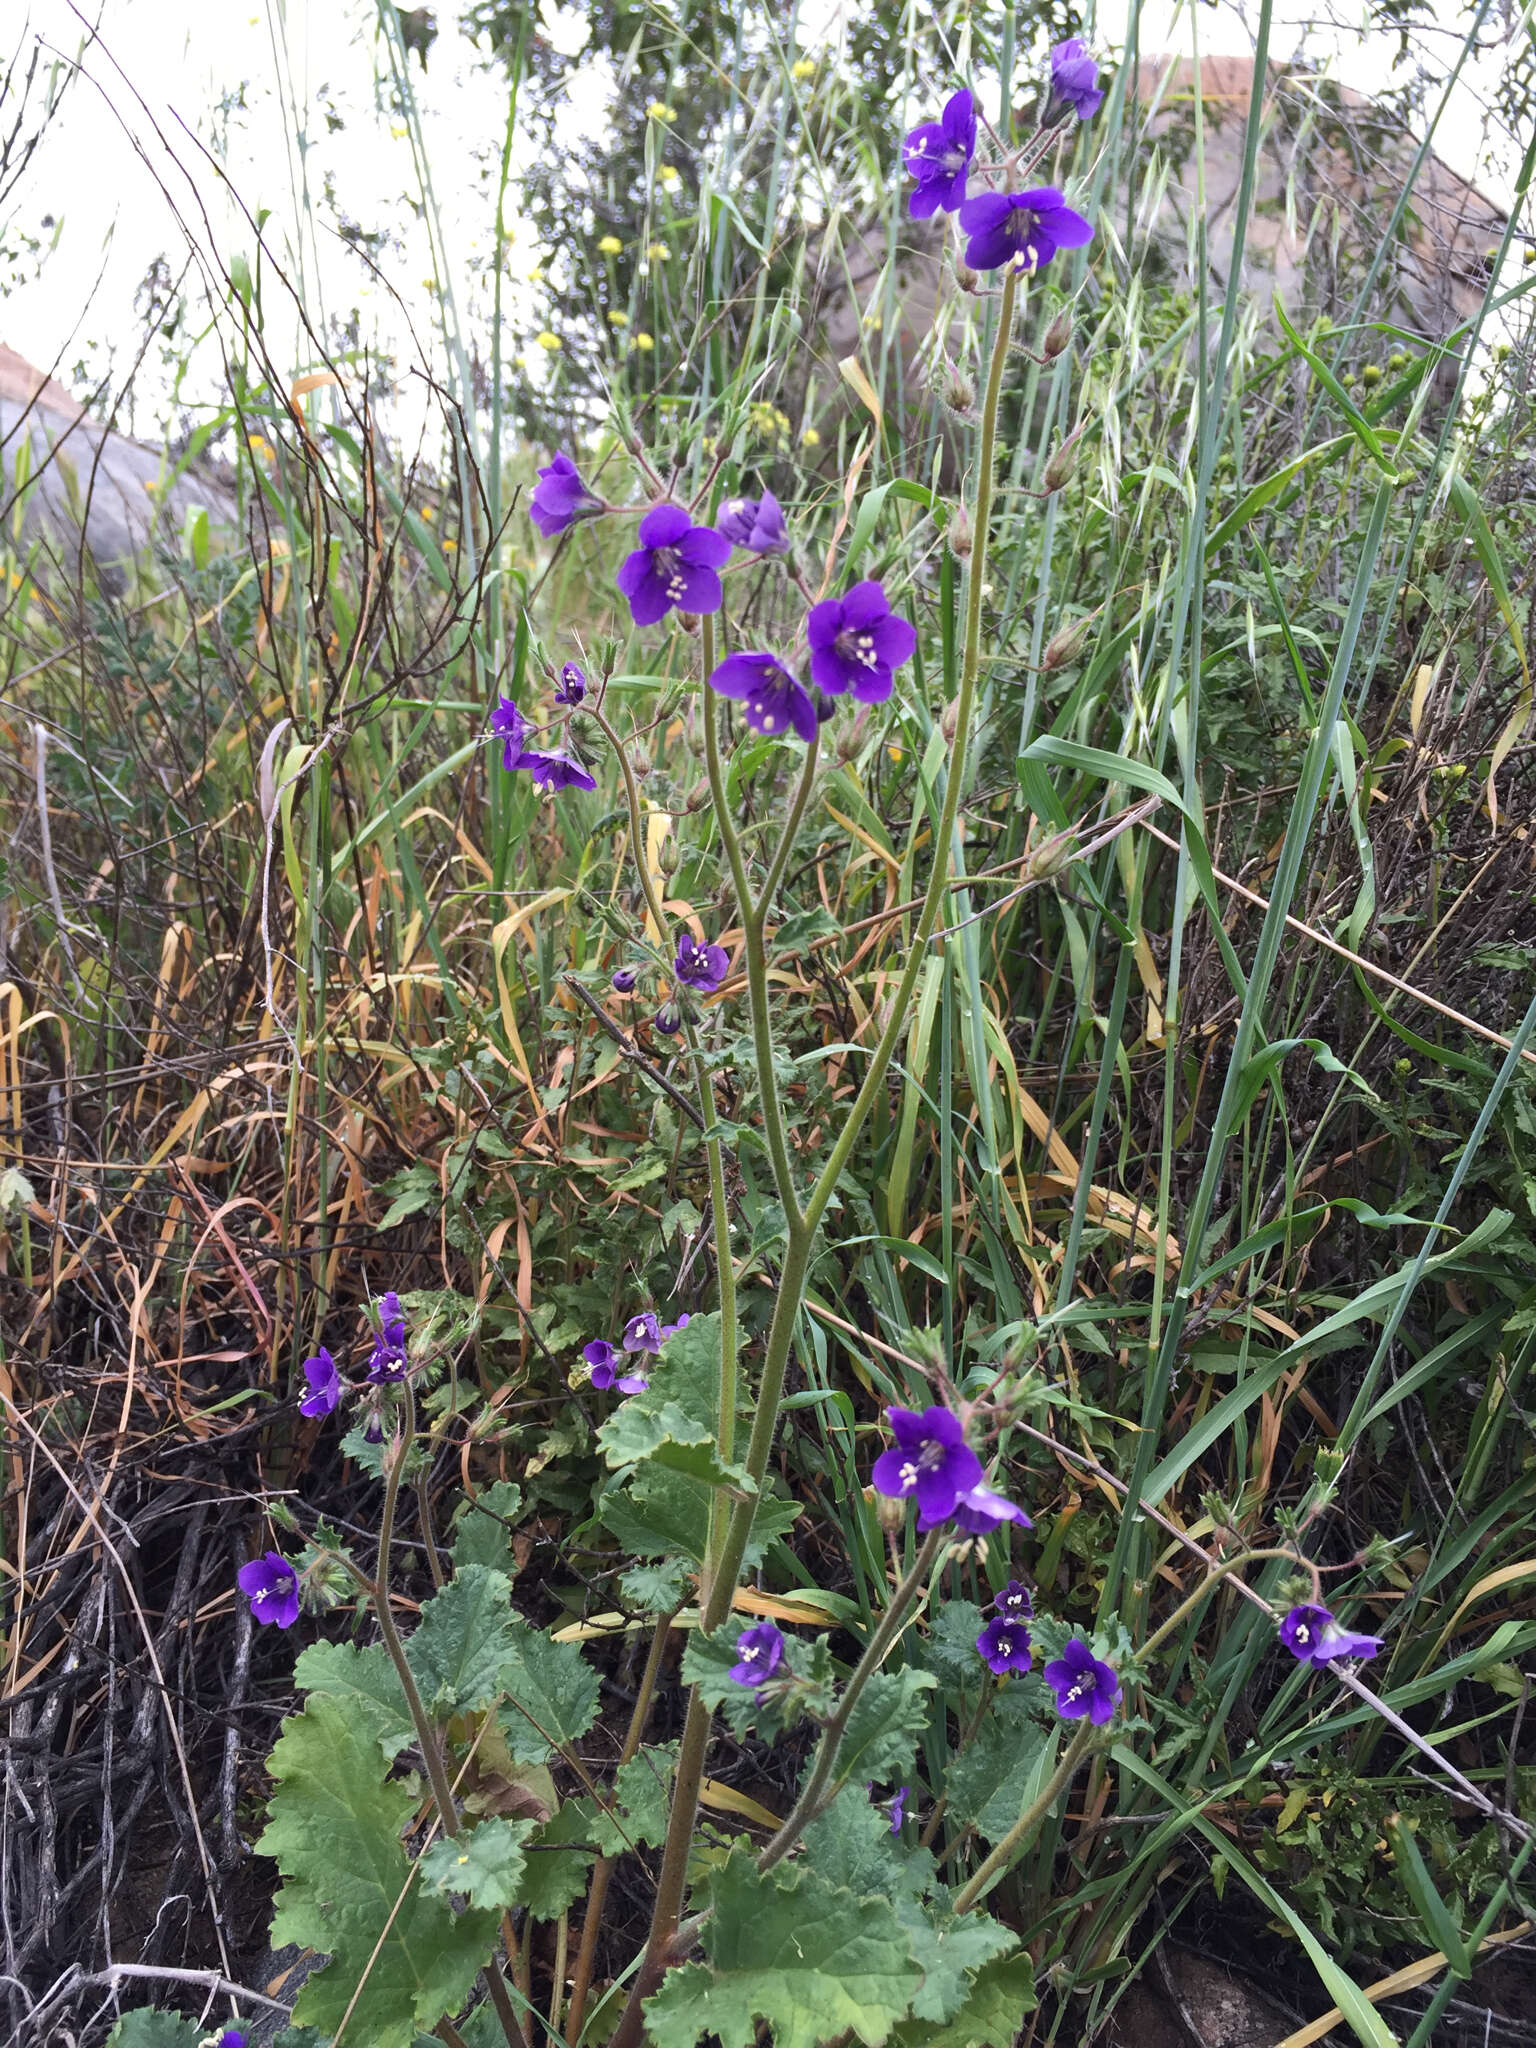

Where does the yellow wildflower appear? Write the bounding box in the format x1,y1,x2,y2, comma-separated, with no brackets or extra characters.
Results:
537,331,562,351
608,310,630,327
801,426,821,448
647,242,671,261
598,235,623,255
660,166,680,187
792,58,815,79
633,332,655,351
647,101,677,122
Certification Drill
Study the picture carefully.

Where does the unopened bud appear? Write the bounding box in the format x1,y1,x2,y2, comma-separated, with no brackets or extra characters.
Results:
941,366,976,417
952,258,980,294
1042,617,1088,671
1042,308,1073,359
870,1487,906,1534
658,838,681,876
1361,363,1382,386
611,966,638,994
1041,439,1078,493
1026,825,1077,879
940,693,961,742
654,1002,682,1036
947,504,972,557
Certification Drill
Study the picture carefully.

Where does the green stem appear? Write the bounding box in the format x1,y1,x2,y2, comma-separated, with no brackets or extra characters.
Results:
801,267,1017,1242
952,1717,1095,1914
1134,1547,1315,1668
701,639,803,1226
757,727,821,917
756,1525,946,1873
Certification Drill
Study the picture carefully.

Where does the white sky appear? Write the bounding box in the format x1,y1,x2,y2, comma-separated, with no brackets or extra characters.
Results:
5,0,1527,446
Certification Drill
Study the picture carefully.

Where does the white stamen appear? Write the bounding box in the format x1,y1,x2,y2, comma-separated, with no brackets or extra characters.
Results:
897,1459,919,1490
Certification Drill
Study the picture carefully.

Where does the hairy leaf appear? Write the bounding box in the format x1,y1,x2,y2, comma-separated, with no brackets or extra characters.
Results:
420,1817,536,1909
408,1565,517,1715
599,1464,799,1566
644,1850,923,2048
496,1623,601,1762
944,1687,1052,1845
923,1602,988,1688
834,1667,938,1788
257,1694,497,2047
293,1639,414,1761
890,1953,1038,2048
450,1479,526,1574
106,2015,202,2047
893,1900,1018,2025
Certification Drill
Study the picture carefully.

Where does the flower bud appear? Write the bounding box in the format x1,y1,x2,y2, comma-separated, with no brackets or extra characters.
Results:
1041,439,1078,493
658,838,681,876
871,1488,906,1534
939,365,976,418
1042,617,1088,671
952,258,980,294
947,504,972,558
655,1002,682,1035
1026,825,1077,879
1042,308,1073,359
611,966,638,993
1361,363,1382,387
940,693,962,743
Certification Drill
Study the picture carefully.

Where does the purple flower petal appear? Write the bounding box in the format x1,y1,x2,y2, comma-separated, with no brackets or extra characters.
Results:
530,452,603,537
977,1614,1034,1675
1044,1636,1120,1722
1280,1602,1382,1667
729,1621,786,1687
238,1552,301,1629
903,87,977,218
298,1346,341,1419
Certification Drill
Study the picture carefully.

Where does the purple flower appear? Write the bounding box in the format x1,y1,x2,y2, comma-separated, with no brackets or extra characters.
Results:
729,1621,785,1687
1048,40,1103,122
366,1296,409,1384
612,966,638,993
709,652,818,743
958,187,1095,275
215,2032,247,2048
871,1405,983,1525
298,1347,341,1419
977,1614,1034,1676
530,452,603,537
943,1481,1033,1536
717,491,790,554
674,930,730,994
1280,1603,1383,1668
584,1339,648,1394
993,1579,1034,1621
363,1411,385,1445
554,661,587,704
1043,1636,1120,1724
491,695,531,770
888,1785,909,1834
903,87,977,219
616,504,730,626
238,1552,301,1629
623,1311,663,1355
518,749,598,792
655,1002,682,1035
806,581,917,703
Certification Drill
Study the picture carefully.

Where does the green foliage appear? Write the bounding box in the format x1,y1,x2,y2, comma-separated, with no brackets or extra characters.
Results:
106,2016,203,2047
890,1954,1039,2048
644,1850,926,2048
420,1816,535,1909
258,1695,498,2047
450,1479,526,1573
490,1620,600,1762
408,1564,519,1715
944,1689,1054,1847
292,1639,414,1761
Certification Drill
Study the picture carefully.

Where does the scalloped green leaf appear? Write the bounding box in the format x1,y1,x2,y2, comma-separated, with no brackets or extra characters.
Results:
450,1479,526,1574
420,1817,536,1909
408,1565,517,1716
496,1623,601,1763
106,2015,202,2047
599,1464,800,1566
922,1602,988,1688
833,1667,937,1789
643,1850,924,2048
597,1395,755,1489
944,1689,1053,1846
293,1639,414,1761
890,1952,1038,2048
257,1694,497,2048
892,1900,1018,2025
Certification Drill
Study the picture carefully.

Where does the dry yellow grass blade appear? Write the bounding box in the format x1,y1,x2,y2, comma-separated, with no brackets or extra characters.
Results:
1271,1921,1530,2048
